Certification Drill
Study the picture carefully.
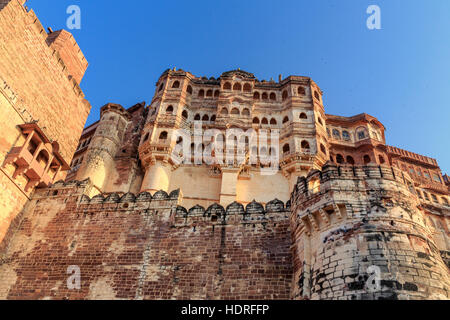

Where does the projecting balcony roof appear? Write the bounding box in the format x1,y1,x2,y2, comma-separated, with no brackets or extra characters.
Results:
325,113,385,130
18,123,70,170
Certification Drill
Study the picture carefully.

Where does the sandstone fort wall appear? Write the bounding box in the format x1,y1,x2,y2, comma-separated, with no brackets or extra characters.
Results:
0,180,292,300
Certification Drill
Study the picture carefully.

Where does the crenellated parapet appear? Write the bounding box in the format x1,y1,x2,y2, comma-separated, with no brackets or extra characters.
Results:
0,179,294,300
33,179,290,229
173,198,289,228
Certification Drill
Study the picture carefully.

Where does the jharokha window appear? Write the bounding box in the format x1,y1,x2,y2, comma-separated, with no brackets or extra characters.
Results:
3,123,70,191
342,130,350,141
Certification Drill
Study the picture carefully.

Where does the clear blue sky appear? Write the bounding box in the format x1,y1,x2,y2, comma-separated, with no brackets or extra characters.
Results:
27,0,450,173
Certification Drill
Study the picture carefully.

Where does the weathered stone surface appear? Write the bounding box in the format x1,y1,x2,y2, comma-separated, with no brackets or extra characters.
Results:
290,163,450,300
0,1,448,300
0,181,292,300
0,0,90,244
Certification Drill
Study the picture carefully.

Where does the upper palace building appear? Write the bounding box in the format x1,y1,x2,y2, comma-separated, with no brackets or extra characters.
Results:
67,68,448,210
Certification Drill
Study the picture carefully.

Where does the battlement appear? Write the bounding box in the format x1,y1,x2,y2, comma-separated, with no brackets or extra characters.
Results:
33,179,290,229
387,145,439,167
157,68,315,89
292,162,408,197
100,103,133,120
174,198,289,227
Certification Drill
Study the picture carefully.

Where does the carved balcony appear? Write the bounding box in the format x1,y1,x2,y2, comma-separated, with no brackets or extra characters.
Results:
3,123,70,191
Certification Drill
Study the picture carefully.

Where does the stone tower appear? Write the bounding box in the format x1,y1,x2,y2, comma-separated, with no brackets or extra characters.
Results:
0,0,91,243
290,162,450,300
137,68,330,208
77,103,130,196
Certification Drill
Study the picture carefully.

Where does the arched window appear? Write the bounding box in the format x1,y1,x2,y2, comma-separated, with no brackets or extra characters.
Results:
357,128,367,140
262,92,268,100
318,118,323,126
182,110,188,119
432,174,442,183
442,197,449,206
202,114,209,121
172,81,180,88
270,118,277,125
143,133,149,142
269,147,276,155
186,85,192,95
270,92,276,101
223,82,232,90
309,177,320,194
314,91,320,100
214,90,220,97
283,116,289,124
158,83,164,92
253,92,260,100
215,133,225,143
231,108,240,116
282,90,288,101
301,140,310,150
260,147,267,156
198,89,205,98
166,105,174,114
233,83,241,91
379,155,386,164
220,108,228,115
336,154,344,164
206,90,213,97
194,114,201,121
298,86,305,95
342,130,350,141
243,83,252,92
159,131,168,141
242,108,250,116
299,113,307,119
36,150,49,168
283,144,290,154
346,156,355,165
332,129,341,140
320,144,327,154
252,117,260,124
261,118,268,125
363,155,371,164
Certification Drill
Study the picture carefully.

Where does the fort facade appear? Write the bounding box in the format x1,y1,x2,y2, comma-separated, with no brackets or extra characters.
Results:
0,0,448,300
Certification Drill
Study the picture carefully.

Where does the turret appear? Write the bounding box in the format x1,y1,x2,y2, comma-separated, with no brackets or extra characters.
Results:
76,103,130,195
290,162,450,300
